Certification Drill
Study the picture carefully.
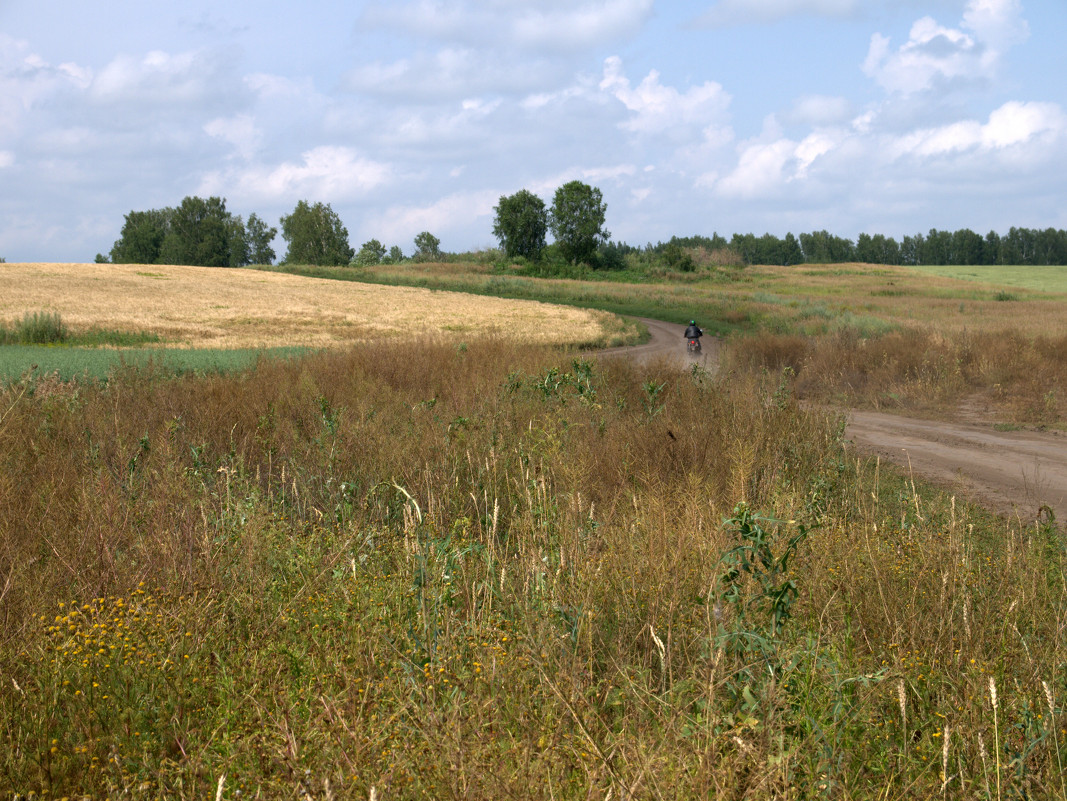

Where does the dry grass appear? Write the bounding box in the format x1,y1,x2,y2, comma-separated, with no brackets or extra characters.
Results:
745,263,1067,338
1,337,1065,798
726,326,1067,423
0,263,622,349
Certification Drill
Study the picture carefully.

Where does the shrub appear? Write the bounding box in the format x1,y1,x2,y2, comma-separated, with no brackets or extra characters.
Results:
16,311,67,344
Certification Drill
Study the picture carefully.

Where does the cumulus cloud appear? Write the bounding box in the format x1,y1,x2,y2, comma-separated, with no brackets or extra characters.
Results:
695,0,857,27
91,49,244,111
599,56,732,143
365,189,500,245
0,35,91,133
863,0,1029,95
204,114,261,161
714,139,797,198
711,126,844,198
891,101,1067,158
198,146,392,202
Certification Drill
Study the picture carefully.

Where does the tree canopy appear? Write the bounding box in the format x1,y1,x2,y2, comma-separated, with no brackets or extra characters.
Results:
159,196,232,267
110,209,169,265
109,197,267,267
549,181,609,265
354,239,387,266
280,201,354,266
493,189,547,260
413,231,442,262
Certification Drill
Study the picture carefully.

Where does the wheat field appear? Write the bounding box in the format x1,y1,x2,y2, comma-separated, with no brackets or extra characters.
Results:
1,262,621,349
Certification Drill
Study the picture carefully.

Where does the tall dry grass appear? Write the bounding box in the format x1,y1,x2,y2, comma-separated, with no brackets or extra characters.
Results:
726,326,1067,422
1,339,1065,798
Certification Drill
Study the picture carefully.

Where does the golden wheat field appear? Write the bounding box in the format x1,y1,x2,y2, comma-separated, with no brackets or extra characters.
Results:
1,262,623,349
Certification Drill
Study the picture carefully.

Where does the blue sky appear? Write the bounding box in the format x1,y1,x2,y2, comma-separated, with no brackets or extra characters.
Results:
2,0,1065,262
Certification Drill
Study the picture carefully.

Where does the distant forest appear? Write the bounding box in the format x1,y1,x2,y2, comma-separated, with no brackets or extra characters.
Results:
647,227,1067,267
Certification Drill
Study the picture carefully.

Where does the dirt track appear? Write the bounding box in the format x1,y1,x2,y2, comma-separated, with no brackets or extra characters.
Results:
605,318,1067,522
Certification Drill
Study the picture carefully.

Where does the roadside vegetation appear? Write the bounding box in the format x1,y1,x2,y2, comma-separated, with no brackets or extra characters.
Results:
3,337,1065,798
268,258,1067,427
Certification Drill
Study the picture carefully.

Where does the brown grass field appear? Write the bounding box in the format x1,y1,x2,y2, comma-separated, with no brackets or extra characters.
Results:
0,262,629,349
5,260,1067,798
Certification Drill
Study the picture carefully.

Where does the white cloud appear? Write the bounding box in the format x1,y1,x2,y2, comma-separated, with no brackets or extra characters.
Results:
695,0,857,27
361,0,653,51
245,72,316,100
198,146,392,202
783,95,852,127
962,0,1030,52
863,0,1029,95
344,48,556,99
0,151,14,168
600,56,732,141
715,139,797,198
891,101,1067,158
0,35,92,133
512,0,654,50
91,49,241,110
580,164,637,183
366,189,499,245
204,114,261,161
795,131,841,175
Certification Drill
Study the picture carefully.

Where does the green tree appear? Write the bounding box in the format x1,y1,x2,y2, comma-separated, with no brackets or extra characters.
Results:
226,215,251,267
160,196,233,267
387,245,405,263
492,189,547,260
413,231,442,262
109,208,171,264
782,232,803,265
355,239,387,266
549,181,609,264
280,201,354,266
245,213,277,265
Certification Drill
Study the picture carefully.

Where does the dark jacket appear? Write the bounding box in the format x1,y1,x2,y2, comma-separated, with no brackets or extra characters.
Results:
684,324,703,339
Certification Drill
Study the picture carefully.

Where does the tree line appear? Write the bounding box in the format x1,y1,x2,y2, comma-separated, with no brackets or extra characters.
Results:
102,189,1067,270
492,185,1067,268
102,197,443,267
718,227,1067,267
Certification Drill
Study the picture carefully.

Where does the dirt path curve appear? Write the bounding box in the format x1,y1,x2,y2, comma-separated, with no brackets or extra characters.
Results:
601,318,1067,521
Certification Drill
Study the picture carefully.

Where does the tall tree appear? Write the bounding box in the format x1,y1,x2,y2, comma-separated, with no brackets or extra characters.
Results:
110,209,171,264
280,201,354,266
782,232,803,265
159,196,234,267
245,213,277,265
493,189,547,260
549,181,609,265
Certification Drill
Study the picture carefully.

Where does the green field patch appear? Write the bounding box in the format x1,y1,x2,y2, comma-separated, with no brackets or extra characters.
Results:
0,345,313,382
908,264,1067,293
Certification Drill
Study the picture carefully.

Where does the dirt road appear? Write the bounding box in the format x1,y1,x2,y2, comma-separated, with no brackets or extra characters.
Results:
604,318,1067,521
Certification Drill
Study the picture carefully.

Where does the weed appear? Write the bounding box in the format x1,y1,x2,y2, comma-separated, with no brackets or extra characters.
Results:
1,336,1065,797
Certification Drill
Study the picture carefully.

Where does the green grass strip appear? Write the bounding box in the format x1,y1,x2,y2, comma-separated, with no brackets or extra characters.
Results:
0,345,314,383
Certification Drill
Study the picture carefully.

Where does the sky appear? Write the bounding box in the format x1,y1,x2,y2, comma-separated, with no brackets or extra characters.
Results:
2,0,1066,262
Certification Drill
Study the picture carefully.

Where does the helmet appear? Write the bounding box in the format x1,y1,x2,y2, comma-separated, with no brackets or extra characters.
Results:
689,320,696,325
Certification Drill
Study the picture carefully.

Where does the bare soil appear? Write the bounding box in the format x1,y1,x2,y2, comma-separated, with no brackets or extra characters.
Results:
609,318,1067,522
